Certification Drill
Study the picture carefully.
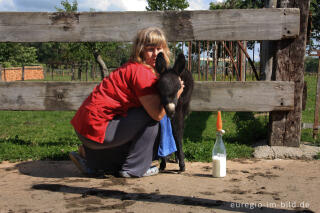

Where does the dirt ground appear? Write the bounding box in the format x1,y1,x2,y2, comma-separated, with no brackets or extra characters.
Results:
0,159,319,213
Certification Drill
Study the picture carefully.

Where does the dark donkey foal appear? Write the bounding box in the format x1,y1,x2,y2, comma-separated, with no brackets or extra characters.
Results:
155,52,194,172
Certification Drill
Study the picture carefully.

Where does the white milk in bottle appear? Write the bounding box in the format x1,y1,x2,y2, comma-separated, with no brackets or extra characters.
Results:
212,129,226,177
212,153,226,177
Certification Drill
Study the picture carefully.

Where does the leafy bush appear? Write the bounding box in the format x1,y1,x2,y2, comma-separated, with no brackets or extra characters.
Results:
232,112,267,145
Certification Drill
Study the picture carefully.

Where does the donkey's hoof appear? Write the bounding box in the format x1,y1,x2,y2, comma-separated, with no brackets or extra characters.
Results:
159,162,166,171
179,165,185,172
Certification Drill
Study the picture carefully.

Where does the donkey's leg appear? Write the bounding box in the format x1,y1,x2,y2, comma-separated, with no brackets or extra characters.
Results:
172,111,185,172
159,157,167,171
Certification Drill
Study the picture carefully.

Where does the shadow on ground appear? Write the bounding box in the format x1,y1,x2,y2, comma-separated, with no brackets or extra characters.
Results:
31,183,309,213
16,160,82,178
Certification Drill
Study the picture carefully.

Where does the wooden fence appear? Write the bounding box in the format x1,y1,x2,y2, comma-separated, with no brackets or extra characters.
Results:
0,0,310,147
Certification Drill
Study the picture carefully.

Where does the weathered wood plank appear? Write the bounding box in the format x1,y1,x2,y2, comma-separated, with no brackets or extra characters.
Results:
0,81,294,112
190,81,294,111
0,9,299,42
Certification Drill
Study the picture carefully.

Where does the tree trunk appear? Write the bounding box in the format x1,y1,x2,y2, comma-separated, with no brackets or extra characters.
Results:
91,63,95,80
85,43,109,79
260,0,277,81
94,52,108,79
268,0,310,147
78,62,82,81
85,62,88,82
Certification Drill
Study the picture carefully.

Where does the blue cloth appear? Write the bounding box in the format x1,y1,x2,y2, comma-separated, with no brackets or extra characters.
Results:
158,115,177,157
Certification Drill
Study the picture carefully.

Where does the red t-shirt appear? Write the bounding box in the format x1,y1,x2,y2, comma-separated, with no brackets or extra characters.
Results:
71,61,158,143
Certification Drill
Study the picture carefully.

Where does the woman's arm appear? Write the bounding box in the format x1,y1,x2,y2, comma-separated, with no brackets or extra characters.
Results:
139,94,166,121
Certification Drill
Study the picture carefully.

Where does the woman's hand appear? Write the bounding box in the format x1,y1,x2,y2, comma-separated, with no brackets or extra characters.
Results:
177,77,185,99
139,95,166,121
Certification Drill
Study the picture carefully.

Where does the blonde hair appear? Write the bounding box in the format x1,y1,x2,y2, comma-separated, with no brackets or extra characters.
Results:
131,27,171,67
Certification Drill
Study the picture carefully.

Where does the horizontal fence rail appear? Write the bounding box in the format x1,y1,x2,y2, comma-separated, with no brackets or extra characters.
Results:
0,9,299,42
0,81,294,112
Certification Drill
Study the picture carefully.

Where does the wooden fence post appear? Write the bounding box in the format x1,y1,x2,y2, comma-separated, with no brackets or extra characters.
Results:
241,41,247,81
260,0,277,81
51,65,54,81
78,62,82,81
206,41,209,81
0,64,2,81
222,41,226,80
268,0,310,147
21,65,25,81
189,41,192,72
312,53,320,138
213,41,217,81
198,41,201,81
71,64,75,81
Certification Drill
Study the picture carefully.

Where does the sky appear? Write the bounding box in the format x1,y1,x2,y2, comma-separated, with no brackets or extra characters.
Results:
0,0,224,12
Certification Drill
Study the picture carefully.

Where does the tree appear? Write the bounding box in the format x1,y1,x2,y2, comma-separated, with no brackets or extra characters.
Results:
146,0,189,11
209,0,263,10
55,0,112,77
0,43,38,67
55,0,78,12
309,0,320,49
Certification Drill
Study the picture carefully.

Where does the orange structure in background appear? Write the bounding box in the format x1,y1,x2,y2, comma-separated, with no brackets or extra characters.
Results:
0,66,44,82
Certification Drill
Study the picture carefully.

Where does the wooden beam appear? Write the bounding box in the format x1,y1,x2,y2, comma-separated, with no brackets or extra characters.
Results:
269,0,310,147
191,81,294,111
0,9,299,42
0,81,294,112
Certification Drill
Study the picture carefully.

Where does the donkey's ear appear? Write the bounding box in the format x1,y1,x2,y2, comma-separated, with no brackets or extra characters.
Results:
173,53,186,75
155,52,167,74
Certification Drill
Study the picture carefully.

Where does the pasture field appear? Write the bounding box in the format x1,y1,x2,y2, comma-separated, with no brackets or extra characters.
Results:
0,73,319,162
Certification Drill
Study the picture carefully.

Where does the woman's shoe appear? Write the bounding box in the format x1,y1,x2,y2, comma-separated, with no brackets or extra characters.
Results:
143,166,159,177
69,151,96,176
118,171,132,178
119,166,159,178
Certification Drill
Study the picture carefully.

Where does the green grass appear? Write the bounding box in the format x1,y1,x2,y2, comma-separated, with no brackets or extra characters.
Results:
183,111,267,162
301,73,320,146
0,72,319,162
0,110,265,162
0,111,80,162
